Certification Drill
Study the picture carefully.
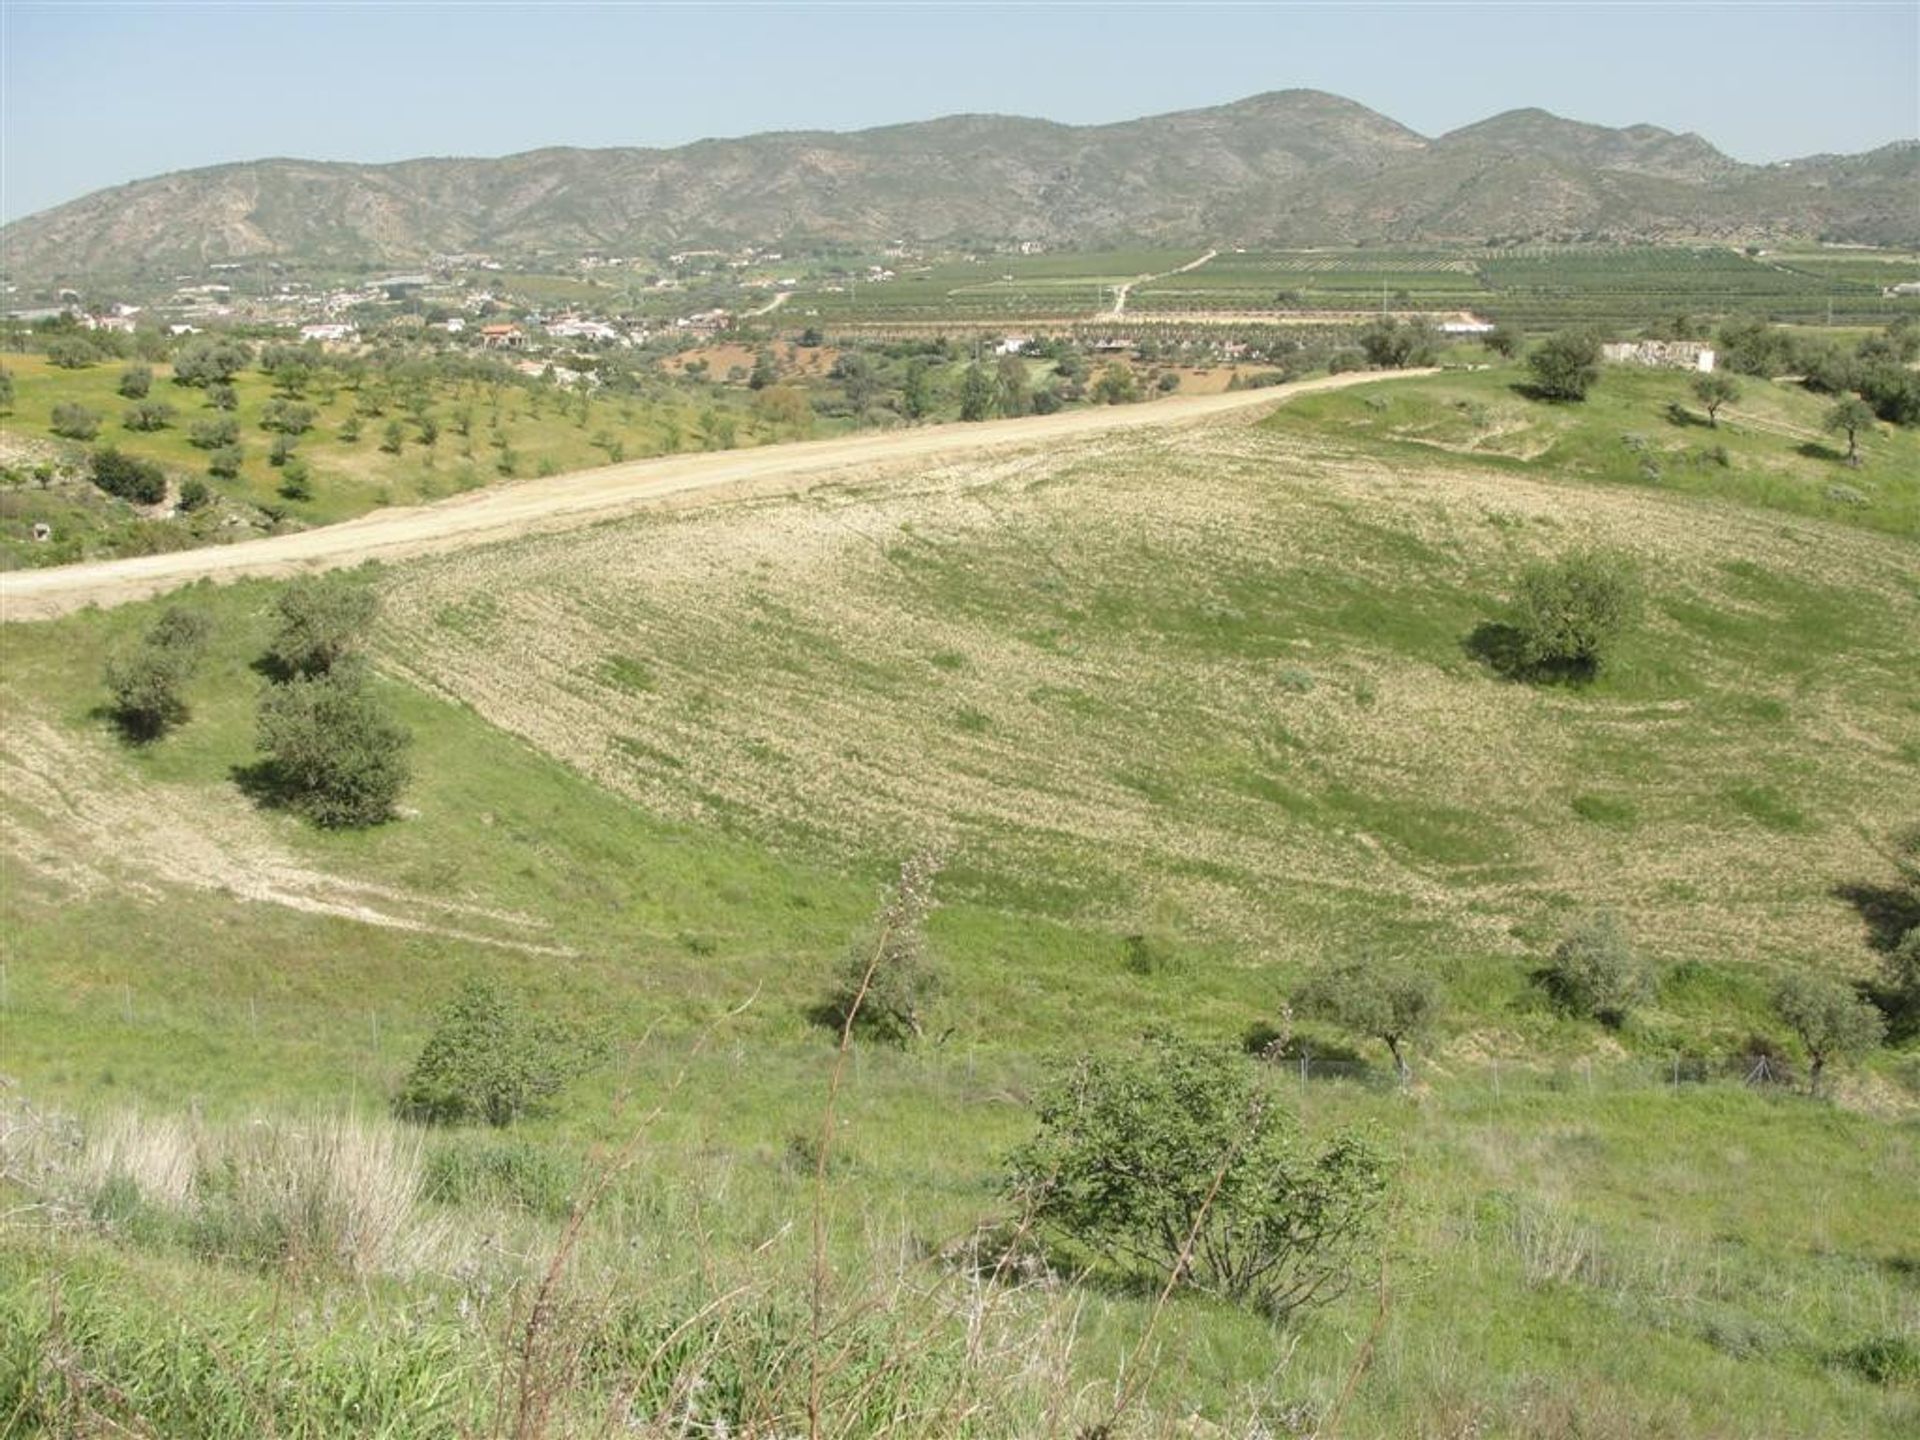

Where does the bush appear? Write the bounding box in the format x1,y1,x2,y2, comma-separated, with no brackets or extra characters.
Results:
117,364,152,399
1526,330,1603,401
176,477,212,512
278,458,313,500
254,663,411,827
171,336,252,386
90,447,167,505
50,402,102,441
260,399,316,435
1358,317,1438,369
395,977,602,1127
1007,1032,1390,1316
1510,548,1641,678
268,572,378,676
46,336,97,369
1543,910,1649,1025
208,445,243,479
819,851,943,1044
104,606,212,740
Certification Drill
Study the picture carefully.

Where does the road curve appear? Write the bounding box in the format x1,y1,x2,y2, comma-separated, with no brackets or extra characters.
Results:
1,369,1433,621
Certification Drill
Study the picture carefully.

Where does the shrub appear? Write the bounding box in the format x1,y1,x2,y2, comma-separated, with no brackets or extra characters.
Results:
1296,957,1442,1080
1007,1033,1390,1316
117,364,152,399
254,663,411,827
1511,548,1641,678
394,977,602,1127
1543,910,1649,1025
1358,317,1437,369
1774,972,1884,1095
819,851,943,1044
205,380,239,411
104,606,212,740
1526,330,1603,401
268,433,297,467
46,336,97,369
50,402,102,441
90,447,167,505
259,399,316,435
171,336,252,386
1836,1333,1920,1388
278,458,313,500
208,445,243,479
268,572,378,676
176,476,212,512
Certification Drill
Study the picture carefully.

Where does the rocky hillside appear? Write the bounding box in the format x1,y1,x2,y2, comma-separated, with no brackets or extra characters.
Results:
3,90,1914,284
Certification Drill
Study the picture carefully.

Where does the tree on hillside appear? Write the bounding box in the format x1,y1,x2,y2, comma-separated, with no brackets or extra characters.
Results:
117,364,152,399
1296,957,1442,1082
1006,1032,1390,1317
995,354,1031,417
46,337,97,370
171,337,252,387
1715,317,1794,378
900,359,933,420
1526,330,1603,401
121,399,176,432
1483,323,1522,360
1543,910,1649,1026
1092,362,1139,405
50,402,101,441
1510,548,1641,679
1774,973,1884,1096
1823,396,1876,467
268,572,379,677
254,662,411,827
104,606,213,741
1359,317,1438,369
958,363,994,422
90,448,167,505
1690,372,1740,428
1857,365,1920,427
394,976,604,1127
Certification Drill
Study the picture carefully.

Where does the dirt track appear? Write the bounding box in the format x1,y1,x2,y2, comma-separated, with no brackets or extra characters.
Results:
0,370,1431,621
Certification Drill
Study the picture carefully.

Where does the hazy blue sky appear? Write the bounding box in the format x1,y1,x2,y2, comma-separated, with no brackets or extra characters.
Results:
3,2,1915,222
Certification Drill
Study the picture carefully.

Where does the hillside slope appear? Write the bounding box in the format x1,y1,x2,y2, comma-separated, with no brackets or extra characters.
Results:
5,91,1914,284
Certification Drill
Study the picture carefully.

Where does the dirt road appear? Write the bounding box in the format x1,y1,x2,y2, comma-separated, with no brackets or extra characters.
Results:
0,369,1431,621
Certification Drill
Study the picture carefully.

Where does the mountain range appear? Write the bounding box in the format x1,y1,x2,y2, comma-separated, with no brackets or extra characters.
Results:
3,90,1915,286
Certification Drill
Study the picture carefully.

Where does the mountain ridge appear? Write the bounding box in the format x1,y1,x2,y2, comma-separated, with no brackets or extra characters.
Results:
4,89,1914,285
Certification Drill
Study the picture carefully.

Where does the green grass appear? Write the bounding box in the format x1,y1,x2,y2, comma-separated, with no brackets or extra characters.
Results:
3,388,1918,1433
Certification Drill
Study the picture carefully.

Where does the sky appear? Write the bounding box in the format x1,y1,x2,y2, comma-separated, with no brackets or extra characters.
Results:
2,1,1916,223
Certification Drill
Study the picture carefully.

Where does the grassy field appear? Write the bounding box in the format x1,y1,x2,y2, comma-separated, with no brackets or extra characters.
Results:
3,363,1917,1434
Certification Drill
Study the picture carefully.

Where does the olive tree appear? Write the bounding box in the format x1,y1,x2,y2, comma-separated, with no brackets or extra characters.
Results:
1007,1033,1390,1317
1526,330,1604,401
1543,910,1650,1026
1296,957,1442,1081
394,977,604,1127
104,607,212,740
254,663,411,827
1511,548,1642,678
1823,396,1876,467
1690,372,1740,428
1774,973,1884,1095
267,572,379,677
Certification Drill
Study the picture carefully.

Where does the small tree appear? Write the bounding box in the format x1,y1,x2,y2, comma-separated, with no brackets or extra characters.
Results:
1823,396,1876,467
1690,372,1740,428
1297,958,1442,1081
1527,330,1603,401
50,402,102,441
188,415,239,450
260,399,316,435
957,363,994,421
46,337,97,369
394,977,603,1127
820,851,943,1044
121,399,176,432
208,445,243,479
1543,910,1649,1026
171,336,252,387
278,458,313,500
1483,323,1522,359
1774,973,1884,1095
1510,548,1641,678
104,606,213,740
268,572,379,676
117,364,152,399
1092,363,1139,405
254,663,411,827
206,381,240,411
1007,1033,1389,1317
